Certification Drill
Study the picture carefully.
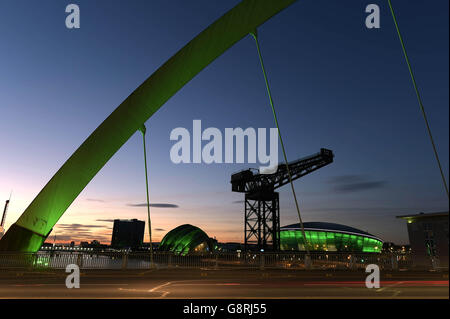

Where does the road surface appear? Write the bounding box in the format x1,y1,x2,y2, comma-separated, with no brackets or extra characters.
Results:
0,269,447,299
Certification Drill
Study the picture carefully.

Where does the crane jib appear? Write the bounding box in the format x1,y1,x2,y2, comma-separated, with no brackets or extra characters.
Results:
231,148,334,194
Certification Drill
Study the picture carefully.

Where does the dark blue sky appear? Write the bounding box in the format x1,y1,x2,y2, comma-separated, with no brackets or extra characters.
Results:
0,0,448,244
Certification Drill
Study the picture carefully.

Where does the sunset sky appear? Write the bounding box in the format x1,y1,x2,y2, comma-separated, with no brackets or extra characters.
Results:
0,0,448,245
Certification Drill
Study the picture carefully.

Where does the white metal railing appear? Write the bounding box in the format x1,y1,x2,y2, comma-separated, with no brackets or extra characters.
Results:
0,251,433,271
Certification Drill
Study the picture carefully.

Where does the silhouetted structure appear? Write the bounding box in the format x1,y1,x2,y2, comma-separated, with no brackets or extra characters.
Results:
231,148,334,252
397,212,449,268
217,242,245,252
111,219,145,250
80,240,108,249
0,197,10,239
382,242,411,254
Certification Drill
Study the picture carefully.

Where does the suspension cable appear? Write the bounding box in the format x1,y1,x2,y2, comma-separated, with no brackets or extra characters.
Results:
139,124,154,267
388,0,449,199
250,30,311,256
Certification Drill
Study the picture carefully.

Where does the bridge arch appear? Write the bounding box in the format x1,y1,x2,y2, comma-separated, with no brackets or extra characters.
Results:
0,0,298,252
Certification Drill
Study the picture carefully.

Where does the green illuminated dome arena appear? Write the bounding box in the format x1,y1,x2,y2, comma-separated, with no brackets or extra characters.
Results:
159,224,214,255
280,222,383,253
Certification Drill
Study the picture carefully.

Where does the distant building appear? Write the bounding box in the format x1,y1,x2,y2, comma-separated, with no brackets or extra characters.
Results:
79,240,107,249
382,242,411,254
138,242,159,251
111,219,145,250
397,212,449,268
217,242,244,252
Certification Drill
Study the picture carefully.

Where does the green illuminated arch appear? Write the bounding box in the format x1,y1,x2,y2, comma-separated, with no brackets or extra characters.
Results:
0,0,298,252
159,224,212,255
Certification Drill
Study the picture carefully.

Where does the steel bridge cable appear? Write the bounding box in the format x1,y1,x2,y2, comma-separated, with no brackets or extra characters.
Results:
388,0,449,199
140,124,154,267
250,30,311,256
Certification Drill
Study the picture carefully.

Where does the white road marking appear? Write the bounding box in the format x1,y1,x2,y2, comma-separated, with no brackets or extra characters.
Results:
117,281,178,298
149,281,174,292
376,281,404,292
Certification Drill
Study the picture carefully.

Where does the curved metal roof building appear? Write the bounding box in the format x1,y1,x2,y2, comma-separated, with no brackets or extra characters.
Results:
159,224,214,255
280,222,383,253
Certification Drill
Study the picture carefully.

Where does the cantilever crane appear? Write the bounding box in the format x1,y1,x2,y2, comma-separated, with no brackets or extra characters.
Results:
231,148,334,251
0,193,11,239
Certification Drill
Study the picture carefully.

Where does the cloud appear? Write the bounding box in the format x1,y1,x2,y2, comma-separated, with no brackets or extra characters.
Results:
232,200,245,204
50,234,110,243
127,203,179,208
96,219,115,222
154,228,165,232
86,198,106,202
328,175,387,193
47,235,75,242
57,223,105,229
49,223,113,244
